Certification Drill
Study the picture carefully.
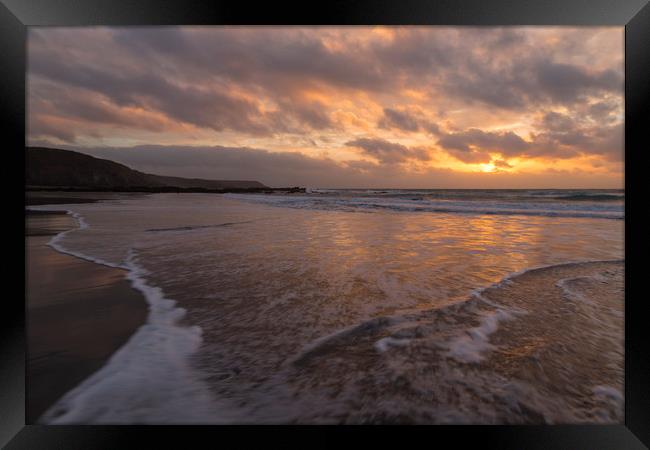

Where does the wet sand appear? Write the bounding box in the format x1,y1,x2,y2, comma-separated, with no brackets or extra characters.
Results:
26,210,148,423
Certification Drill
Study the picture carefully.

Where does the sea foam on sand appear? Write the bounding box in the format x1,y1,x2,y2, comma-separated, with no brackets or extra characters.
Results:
32,208,233,424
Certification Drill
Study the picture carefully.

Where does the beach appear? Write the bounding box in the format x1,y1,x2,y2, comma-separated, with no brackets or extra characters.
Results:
26,190,624,424
26,204,148,423
20,21,629,433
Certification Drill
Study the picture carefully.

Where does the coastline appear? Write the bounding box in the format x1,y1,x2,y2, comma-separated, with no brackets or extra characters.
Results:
26,203,149,423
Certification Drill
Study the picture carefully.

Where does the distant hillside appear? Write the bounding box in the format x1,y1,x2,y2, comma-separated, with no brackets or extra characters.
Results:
26,147,268,190
150,174,267,190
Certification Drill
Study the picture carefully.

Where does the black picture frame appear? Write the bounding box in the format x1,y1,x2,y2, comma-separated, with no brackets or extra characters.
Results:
3,0,649,448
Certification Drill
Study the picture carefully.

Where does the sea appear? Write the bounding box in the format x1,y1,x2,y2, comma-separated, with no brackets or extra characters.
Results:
30,189,625,424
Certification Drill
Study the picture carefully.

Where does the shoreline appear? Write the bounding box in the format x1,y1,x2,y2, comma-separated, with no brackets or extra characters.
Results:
26,204,149,423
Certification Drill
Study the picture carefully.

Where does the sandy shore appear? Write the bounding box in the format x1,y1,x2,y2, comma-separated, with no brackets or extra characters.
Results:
26,207,148,423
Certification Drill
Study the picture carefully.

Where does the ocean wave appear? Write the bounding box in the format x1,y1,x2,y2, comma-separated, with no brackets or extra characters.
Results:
146,220,253,232
526,191,624,201
308,189,624,201
291,258,622,368
225,194,624,220
281,258,623,423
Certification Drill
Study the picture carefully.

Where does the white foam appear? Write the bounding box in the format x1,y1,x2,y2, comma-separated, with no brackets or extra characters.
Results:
592,385,623,403
474,258,623,302
41,251,233,424
555,277,594,304
31,207,233,424
443,259,624,365
591,385,624,422
374,336,411,353
29,207,128,269
443,308,514,363
289,316,401,365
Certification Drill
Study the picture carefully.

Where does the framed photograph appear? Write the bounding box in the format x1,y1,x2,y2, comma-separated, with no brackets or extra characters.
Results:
3,0,649,447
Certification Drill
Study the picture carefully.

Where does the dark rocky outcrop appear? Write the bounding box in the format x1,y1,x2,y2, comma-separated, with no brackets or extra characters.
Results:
26,147,268,190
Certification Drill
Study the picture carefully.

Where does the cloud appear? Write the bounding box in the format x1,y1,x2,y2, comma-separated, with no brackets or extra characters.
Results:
272,99,335,131
107,27,390,94
28,115,77,143
29,50,276,136
493,159,512,168
541,111,575,132
437,115,623,163
29,27,624,140
437,128,530,162
26,27,624,186
587,99,621,123
378,108,440,135
345,137,431,164
530,111,623,161
535,62,622,102
379,108,420,132
28,78,174,135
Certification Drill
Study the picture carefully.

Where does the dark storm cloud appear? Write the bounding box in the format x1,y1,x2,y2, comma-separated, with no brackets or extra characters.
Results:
554,122,623,161
346,137,430,164
29,49,274,135
436,118,622,163
273,99,335,131
379,108,420,132
535,63,622,102
438,129,530,155
378,108,440,135
587,100,621,124
529,109,623,161
370,29,452,75
28,78,171,133
110,27,389,92
445,148,493,164
493,159,513,168
29,28,374,138
542,111,575,132
443,58,622,110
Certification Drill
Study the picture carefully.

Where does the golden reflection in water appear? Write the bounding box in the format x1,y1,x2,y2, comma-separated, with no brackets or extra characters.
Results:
292,208,623,314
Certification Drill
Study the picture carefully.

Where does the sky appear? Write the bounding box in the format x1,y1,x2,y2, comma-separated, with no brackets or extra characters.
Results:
27,26,624,188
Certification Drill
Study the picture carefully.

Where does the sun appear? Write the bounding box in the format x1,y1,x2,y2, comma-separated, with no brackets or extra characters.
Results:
479,163,496,173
